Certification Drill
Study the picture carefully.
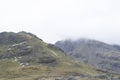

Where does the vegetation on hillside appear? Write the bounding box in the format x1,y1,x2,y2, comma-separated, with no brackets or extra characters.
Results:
0,32,119,80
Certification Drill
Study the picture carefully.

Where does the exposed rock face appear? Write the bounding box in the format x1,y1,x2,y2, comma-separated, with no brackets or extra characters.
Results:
0,32,61,66
0,32,119,80
38,56,56,63
55,39,120,74
0,32,27,45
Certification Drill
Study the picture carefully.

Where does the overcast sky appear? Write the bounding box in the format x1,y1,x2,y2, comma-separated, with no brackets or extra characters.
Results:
0,0,120,44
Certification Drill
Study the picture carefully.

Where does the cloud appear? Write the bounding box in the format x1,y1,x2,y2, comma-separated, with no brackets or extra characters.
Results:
0,0,120,44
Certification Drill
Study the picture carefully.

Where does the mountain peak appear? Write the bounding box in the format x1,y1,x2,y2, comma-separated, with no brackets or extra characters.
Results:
0,31,71,66
0,31,43,45
55,39,120,74
18,31,42,40
0,32,119,79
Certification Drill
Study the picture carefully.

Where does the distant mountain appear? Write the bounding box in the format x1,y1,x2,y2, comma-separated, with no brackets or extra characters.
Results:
55,38,120,74
0,32,117,80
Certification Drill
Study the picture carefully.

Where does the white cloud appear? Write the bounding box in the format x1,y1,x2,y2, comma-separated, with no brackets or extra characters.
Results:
0,0,120,44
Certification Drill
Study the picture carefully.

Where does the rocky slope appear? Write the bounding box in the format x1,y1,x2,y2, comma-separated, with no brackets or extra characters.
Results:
0,32,119,80
55,39,120,74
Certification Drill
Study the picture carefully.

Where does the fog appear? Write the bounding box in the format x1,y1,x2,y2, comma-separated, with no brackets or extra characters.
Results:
0,0,120,44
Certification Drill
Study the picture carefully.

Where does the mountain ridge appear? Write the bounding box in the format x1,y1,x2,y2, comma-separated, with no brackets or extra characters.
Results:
55,38,120,74
0,31,115,80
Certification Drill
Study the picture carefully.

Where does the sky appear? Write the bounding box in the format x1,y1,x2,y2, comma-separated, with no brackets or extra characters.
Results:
0,0,120,44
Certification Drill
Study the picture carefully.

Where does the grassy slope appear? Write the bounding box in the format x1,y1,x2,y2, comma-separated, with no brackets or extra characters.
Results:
0,59,100,80
0,32,118,80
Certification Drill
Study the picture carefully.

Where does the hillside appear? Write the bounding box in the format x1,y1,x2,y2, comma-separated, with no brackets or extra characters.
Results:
0,32,119,80
55,39,120,74
0,32,106,80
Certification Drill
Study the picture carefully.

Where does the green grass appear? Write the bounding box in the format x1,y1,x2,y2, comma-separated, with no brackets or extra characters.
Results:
0,32,118,80
0,58,99,80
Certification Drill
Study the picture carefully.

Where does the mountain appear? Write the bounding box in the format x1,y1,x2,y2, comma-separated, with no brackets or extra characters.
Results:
0,32,118,80
55,38,120,74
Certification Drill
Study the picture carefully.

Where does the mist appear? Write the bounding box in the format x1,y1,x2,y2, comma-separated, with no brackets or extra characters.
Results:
0,0,120,44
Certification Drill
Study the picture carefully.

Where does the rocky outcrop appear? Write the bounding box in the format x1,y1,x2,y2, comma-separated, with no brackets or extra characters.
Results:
55,39,120,74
